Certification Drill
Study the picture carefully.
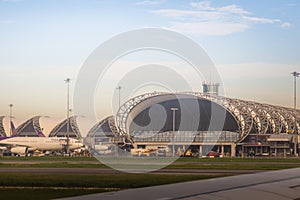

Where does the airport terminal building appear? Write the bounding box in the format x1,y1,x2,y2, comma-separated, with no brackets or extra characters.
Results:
89,84,300,158
2,85,300,158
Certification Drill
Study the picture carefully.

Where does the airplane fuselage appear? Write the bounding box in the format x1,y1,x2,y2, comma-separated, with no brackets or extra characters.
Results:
0,137,83,151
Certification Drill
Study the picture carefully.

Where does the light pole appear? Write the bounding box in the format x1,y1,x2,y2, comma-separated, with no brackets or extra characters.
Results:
9,104,13,136
65,78,70,154
170,107,178,157
291,72,299,109
115,86,122,157
116,86,122,109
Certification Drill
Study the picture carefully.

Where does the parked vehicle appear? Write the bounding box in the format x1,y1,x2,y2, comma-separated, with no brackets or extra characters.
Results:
206,151,220,158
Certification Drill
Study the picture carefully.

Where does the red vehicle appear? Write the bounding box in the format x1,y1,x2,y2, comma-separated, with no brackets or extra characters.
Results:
206,151,220,158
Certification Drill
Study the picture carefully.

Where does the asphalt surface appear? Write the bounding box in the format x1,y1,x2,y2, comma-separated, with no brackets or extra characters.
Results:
1,159,300,165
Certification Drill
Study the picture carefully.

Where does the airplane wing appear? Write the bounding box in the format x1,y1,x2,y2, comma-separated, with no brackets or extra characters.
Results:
61,167,300,200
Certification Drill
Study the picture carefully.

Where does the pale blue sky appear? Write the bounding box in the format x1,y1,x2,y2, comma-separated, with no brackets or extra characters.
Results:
0,0,299,121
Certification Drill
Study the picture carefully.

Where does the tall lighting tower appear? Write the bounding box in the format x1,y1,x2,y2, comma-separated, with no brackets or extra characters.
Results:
170,107,178,157
291,72,299,109
116,86,122,109
9,104,13,136
65,78,70,154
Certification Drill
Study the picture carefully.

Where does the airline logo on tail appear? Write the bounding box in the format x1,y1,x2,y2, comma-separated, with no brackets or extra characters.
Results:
37,130,46,137
10,121,17,137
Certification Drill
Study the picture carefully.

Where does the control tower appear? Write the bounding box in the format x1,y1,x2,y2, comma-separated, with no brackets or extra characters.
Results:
202,82,219,96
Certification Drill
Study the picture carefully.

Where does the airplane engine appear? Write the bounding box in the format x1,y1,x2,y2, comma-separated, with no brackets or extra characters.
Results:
0,147,7,151
27,147,37,151
94,145,109,151
10,146,28,155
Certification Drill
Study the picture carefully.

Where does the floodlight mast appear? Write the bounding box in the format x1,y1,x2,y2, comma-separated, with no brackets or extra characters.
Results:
116,86,122,110
65,78,70,154
9,104,13,136
291,72,299,109
170,107,178,157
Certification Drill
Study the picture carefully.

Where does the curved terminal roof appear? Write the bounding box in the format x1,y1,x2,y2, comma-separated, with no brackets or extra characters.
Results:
48,116,81,138
85,116,124,147
38,117,59,136
87,116,119,138
0,116,16,137
116,92,300,142
16,116,45,137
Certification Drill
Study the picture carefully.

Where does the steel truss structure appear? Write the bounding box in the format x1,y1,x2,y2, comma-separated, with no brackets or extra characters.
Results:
0,116,7,137
116,92,300,142
85,115,127,147
49,116,81,138
116,92,165,138
16,116,43,136
87,116,120,137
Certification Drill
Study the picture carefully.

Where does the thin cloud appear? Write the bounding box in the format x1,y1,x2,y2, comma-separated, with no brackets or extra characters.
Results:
217,5,250,15
242,16,281,24
151,9,226,20
168,22,249,36
135,0,165,6
243,16,292,28
190,1,250,15
150,1,291,36
281,22,292,28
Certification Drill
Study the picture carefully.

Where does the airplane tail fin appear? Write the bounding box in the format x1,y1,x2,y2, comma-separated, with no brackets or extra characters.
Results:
37,130,46,137
10,121,17,137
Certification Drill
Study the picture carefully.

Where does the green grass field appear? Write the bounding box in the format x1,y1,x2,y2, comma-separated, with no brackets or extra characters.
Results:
0,162,299,170
0,188,108,200
0,173,222,188
0,173,223,199
1,157,300,170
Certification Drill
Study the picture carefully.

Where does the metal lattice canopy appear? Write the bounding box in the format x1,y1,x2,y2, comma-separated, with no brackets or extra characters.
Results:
0,116,7,137
16,116,43,136
115,92,300,142
49,116,81,138
87,116,119,137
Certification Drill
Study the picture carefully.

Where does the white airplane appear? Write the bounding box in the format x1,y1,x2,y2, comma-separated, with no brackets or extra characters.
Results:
0,137,83,155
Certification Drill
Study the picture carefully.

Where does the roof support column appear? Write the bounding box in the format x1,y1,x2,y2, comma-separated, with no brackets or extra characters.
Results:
231,144,236,157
